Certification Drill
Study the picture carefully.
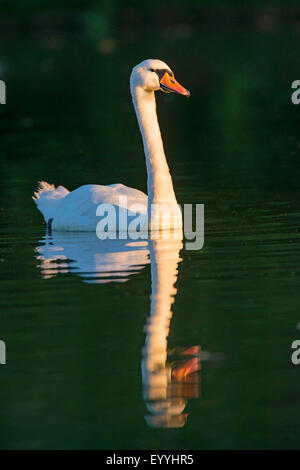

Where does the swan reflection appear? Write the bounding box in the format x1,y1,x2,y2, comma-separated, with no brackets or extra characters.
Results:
35,233,150,283
35,231,201,427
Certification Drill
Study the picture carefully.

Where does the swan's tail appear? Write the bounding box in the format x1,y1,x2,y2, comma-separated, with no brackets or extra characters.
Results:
33,181,69,223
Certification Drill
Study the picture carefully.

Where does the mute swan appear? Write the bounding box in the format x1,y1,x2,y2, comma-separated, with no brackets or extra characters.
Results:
33,59,190,232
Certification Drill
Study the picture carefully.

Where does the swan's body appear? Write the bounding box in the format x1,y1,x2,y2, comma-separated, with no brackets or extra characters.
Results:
33,59,190,231
34,182,148,231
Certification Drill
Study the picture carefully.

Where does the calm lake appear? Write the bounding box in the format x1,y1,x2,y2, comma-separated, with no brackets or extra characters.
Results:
0,28,300,449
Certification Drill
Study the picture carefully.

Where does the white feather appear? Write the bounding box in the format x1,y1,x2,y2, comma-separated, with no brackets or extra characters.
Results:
33,59,183,231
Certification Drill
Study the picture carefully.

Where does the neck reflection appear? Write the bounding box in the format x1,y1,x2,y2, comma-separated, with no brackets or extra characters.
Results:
142,232,201,429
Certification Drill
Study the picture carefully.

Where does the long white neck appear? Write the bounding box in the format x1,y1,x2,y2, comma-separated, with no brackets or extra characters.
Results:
131,86,177,208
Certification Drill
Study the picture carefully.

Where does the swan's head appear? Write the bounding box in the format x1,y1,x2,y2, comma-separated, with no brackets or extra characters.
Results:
130,59,190,97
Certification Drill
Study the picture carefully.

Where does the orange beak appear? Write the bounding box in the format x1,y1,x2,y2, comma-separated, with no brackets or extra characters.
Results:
160,72,190,97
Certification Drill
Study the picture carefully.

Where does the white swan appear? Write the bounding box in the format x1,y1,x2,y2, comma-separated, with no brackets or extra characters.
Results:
33,59,190,232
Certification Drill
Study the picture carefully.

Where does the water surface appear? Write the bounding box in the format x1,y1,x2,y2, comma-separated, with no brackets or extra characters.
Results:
0,29,300,449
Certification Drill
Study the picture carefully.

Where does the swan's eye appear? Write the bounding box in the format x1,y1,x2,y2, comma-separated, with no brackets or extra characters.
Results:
149,68,155,72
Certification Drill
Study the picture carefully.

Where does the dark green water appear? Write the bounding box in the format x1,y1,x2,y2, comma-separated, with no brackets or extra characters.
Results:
0,29,300,449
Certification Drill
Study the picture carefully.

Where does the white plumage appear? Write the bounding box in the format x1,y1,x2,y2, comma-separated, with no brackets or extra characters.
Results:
33,59,189,231
33,182,147,231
